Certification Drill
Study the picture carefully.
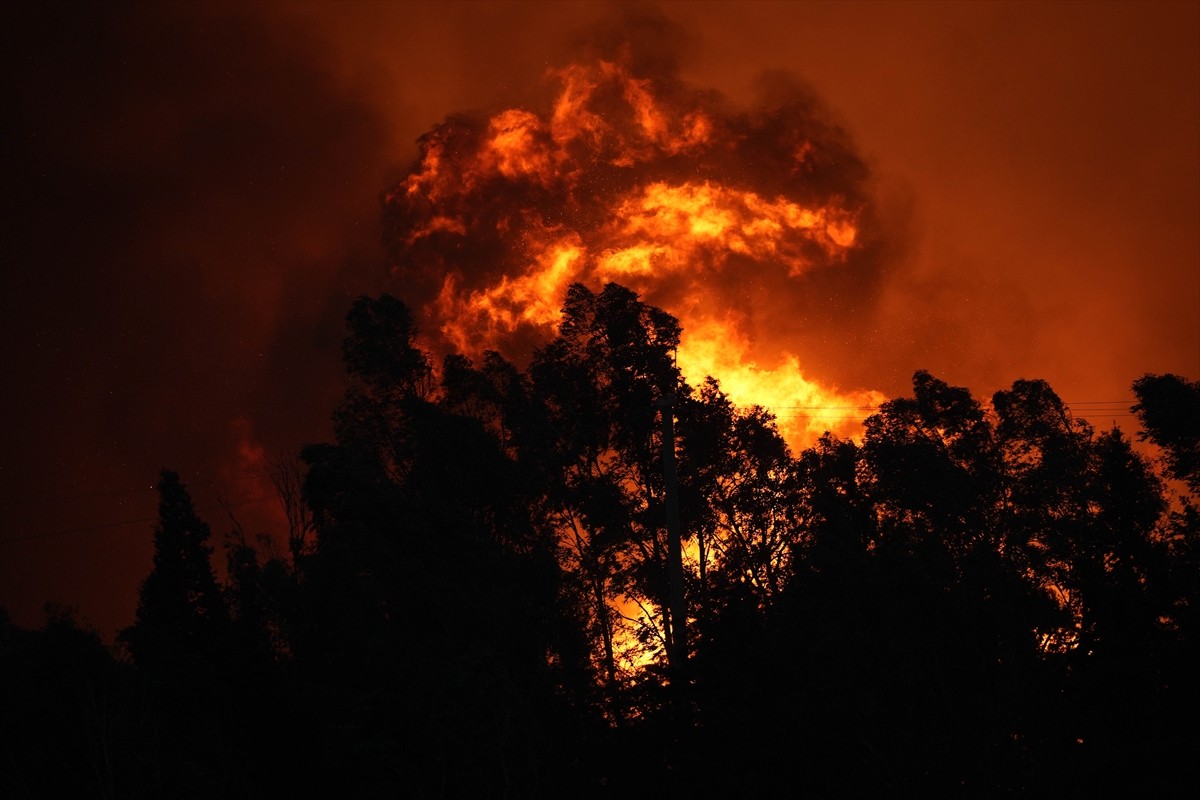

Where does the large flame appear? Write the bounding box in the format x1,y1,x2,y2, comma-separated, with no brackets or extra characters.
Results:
386,55,883,448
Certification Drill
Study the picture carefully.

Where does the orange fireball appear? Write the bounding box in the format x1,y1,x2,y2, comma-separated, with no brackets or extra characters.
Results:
384,51,882,450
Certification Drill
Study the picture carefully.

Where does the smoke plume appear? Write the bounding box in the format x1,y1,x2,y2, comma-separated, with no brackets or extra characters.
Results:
383,14,889,443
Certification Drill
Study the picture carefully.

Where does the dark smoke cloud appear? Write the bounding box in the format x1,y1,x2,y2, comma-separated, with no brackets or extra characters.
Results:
1,1,398,636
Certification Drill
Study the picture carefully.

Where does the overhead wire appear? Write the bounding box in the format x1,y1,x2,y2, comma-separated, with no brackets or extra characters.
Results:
0,472,267,509
0,493,277,545
766,399,1137,421
0,399,1143,544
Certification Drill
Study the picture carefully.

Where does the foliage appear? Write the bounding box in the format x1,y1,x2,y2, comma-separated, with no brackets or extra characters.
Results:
9,286,1197,797
1133,373,1200,494
118,470,229,668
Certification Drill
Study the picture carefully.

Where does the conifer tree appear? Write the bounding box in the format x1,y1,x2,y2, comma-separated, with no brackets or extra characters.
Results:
120,470,228,666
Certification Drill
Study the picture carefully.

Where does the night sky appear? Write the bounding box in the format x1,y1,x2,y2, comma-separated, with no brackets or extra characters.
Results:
3,0,1197,641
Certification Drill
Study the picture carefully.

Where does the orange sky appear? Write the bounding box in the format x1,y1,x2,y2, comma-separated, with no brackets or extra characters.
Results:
289,0,1198,398
2,0,1196,640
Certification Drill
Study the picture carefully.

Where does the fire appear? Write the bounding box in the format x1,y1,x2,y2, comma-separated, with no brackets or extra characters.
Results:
437,235,584,355
380,52,888,683
385,51,880,451
549,60,712,162
677,321,885,443
480,109,554,183
602,181,858,276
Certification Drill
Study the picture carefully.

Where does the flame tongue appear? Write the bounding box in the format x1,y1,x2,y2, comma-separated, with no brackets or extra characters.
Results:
386,54,880,447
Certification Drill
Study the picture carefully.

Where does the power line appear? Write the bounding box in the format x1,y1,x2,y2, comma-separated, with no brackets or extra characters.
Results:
1058,400,1137,405
0,494,276,545
0,472,267,509
769,400,1135,411
772,418,1129,423
0,398,1143,542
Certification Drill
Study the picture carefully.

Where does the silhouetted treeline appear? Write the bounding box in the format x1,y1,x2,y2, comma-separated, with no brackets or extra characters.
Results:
3,283,1197,798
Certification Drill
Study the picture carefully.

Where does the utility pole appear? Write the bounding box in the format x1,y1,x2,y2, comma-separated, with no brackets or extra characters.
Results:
657,394,687,679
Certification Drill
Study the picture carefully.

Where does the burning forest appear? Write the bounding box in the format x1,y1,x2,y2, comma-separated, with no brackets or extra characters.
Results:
2,4,1198,799
383,47,886,448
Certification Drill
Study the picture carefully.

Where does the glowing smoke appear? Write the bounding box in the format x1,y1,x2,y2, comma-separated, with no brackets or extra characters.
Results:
382,31,886,445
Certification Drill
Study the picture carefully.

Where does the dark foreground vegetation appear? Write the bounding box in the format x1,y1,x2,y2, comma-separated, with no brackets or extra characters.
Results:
3,283,1197,798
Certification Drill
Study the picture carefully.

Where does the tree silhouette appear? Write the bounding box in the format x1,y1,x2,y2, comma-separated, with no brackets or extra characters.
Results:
1132,373,1200,494
1,606,140,799
119,470,228,668
289,293,602,795
687,380,801,612
521,283,685,700
13,285,1199,797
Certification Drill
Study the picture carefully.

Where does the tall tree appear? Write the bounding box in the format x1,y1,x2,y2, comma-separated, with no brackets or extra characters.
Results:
685,379,801,612
1132,373,1200,494
119,470,228,667
295,294,595,796
521,282,685,693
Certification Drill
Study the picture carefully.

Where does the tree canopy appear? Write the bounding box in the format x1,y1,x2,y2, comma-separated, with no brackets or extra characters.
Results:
4,285,1196,798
